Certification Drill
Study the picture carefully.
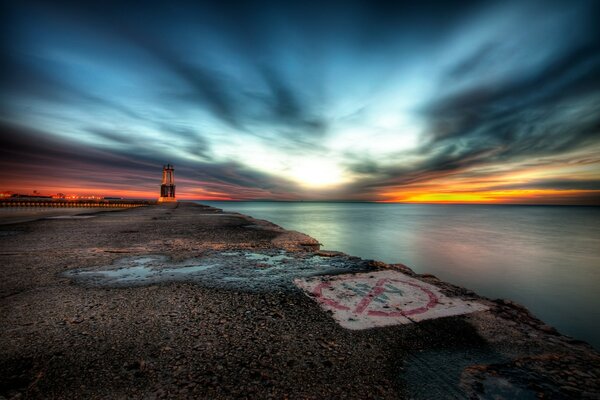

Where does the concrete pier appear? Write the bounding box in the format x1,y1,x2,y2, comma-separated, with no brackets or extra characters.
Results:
0,203,598,399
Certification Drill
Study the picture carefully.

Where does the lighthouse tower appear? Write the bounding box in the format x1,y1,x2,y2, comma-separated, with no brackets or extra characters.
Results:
158,164,177,203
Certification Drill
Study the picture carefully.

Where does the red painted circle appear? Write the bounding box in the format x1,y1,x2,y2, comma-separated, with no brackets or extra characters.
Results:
312,276,438,317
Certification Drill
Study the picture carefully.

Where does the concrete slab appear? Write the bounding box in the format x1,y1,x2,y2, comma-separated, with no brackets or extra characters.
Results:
294,270,488,330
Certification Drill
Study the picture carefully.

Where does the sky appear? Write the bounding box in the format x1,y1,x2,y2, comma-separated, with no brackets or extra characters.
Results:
1,0,599,204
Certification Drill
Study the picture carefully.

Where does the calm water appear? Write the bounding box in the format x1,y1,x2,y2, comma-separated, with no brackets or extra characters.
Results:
202,201,600,348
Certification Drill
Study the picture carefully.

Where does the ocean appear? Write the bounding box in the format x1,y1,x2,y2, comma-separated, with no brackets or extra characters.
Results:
202,201,600,349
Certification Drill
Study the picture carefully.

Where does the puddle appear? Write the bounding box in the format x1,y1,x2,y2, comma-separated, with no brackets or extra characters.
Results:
75,258,219,283
65,250,371,292
242,252,293,265
97,265,158,281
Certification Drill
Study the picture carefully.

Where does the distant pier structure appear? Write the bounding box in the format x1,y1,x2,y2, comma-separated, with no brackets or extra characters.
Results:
158,164,177,203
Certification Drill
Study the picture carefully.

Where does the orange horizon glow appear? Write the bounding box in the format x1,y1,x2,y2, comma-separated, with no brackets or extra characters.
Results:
2,157,599,205
2,185,599,205
376,158,600,205
379,189,600,205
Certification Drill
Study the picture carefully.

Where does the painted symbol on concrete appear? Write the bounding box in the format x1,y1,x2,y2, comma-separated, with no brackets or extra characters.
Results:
294,270,488,330
314,278,438,317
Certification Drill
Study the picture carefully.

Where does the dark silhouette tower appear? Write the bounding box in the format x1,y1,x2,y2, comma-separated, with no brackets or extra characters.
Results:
158,164,177,203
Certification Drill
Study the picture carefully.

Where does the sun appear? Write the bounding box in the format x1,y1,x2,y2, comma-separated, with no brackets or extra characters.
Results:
288,158,346,187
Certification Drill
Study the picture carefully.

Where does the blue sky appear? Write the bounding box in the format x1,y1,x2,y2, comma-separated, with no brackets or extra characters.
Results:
1,0,599,203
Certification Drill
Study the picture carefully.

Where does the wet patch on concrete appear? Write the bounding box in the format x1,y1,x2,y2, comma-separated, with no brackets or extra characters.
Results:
295,270,488,329
73,256,218,283
64,250,371,292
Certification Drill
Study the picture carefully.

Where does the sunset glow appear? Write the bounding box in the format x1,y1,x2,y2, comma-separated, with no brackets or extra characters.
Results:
382,190,599,205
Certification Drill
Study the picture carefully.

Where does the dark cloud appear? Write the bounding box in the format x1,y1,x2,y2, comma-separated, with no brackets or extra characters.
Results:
376,9,600,193
489,179,600,191
0,122,298,199
256,65,327,135
86,127,139,146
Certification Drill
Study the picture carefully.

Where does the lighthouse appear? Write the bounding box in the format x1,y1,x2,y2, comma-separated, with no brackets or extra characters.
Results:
158,164,177,203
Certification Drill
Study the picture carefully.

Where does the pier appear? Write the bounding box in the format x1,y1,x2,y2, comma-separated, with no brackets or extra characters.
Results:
0,203,598,399
0,199,149,208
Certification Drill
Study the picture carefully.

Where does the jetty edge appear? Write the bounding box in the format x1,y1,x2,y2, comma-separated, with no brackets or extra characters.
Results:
0,202,598,399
